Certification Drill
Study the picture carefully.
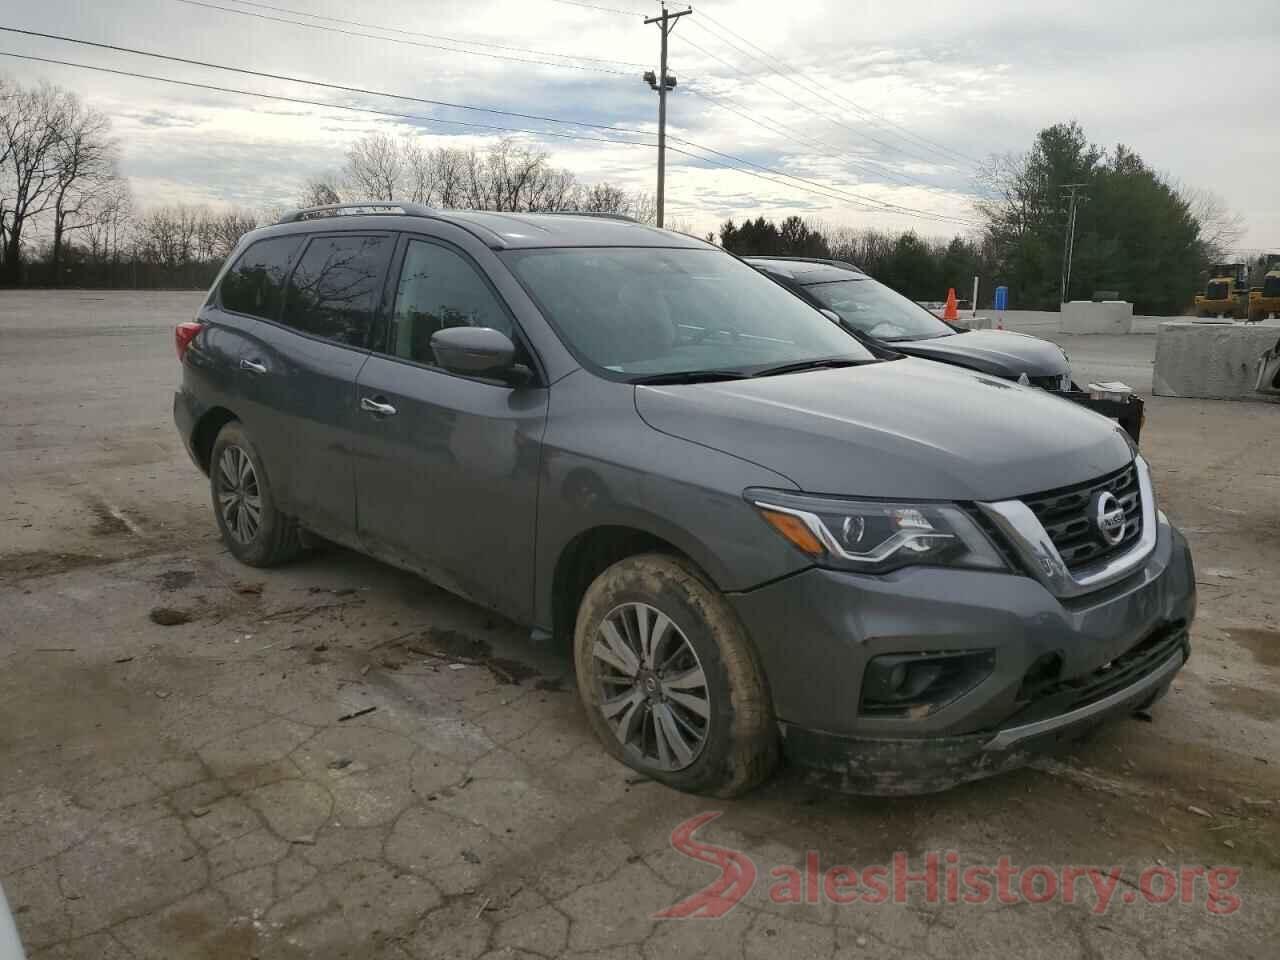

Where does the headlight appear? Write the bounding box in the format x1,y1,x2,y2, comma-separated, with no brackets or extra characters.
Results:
746,489,1007,574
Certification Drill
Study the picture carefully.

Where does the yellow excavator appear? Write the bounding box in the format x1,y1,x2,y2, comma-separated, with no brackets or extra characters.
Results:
1248,254,1280,322
1195,262,1249,318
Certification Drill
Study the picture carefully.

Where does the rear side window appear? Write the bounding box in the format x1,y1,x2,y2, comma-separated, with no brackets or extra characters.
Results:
219,236,304,320
388,240,512,366
281,235,393,347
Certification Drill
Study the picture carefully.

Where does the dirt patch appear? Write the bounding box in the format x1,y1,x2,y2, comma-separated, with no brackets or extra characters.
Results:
149,606,195,626
1226,627,1280,668
487,656,539,685
1209,683,1280,723
88,499,133,537
406,627,540,685
0,550,107,581
155,569,196,591
421,627,492,660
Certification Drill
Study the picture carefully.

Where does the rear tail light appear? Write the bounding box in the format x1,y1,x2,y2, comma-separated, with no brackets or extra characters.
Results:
175,321,203,362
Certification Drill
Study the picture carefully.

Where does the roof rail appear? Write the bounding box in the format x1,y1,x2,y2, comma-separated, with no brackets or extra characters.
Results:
538,211,640,224
745,256,865,273
276,201,434,224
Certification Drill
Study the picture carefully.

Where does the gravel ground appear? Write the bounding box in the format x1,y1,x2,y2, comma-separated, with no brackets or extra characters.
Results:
1,290,1277,960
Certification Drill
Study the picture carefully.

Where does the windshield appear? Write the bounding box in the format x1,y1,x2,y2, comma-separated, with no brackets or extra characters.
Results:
803,277,953,341
502,247,873,378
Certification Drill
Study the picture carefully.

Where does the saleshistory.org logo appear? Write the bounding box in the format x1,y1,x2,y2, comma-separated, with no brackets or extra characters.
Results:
655,813,1243,919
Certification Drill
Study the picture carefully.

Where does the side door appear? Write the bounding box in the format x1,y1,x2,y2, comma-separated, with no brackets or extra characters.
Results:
264,232,395,542
208,234,307,496
353,235,548,622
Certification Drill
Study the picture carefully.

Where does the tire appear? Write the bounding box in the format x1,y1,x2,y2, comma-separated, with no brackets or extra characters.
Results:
573,553,778,797
209,421,302,567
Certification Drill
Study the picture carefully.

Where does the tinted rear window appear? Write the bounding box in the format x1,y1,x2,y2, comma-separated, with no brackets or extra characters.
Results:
281,235,393,347
219,236,304,320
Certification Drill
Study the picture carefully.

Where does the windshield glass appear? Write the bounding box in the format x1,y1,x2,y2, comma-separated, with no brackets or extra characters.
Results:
502,247,873,378
804,277,953,341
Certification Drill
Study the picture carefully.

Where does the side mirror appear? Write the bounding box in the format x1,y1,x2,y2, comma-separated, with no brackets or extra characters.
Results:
430,326,516,378
819,308,842,324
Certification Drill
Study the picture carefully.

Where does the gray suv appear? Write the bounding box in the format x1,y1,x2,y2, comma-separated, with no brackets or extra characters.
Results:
174,203,1195,796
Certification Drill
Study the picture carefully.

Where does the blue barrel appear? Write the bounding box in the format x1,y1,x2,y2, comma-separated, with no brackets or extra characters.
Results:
994,285,1008,311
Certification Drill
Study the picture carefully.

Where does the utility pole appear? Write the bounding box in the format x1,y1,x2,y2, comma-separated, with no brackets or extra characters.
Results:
1060,183,1088,304
644,3,691,228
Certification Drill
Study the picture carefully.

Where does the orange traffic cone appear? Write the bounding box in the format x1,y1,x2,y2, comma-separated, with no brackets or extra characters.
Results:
943,288,958,321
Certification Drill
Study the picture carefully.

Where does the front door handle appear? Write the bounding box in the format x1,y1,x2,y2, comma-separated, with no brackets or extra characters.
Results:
240,358,267,374
360,396,398,417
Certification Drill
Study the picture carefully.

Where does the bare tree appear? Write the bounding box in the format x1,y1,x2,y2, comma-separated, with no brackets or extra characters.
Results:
0,79,74,284
343,132,402,201
299,174,343,208
400,137,436,205
49,97,119,284
1180,185,1245,264
433,147,468,208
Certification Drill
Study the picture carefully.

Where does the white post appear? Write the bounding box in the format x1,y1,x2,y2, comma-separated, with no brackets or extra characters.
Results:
971,276,979,320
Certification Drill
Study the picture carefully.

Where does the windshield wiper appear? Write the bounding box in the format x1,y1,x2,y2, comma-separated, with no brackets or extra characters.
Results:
629,369,752,385
749,357,872,378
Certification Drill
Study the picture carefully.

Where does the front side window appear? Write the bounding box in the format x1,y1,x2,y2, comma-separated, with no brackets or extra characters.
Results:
281,235,392,347
502,247,872,378
388,240,512,366
805,278,954,341
219,236,304,321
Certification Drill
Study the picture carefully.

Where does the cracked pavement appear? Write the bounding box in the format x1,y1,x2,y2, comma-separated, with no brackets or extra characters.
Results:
1,291,1278,959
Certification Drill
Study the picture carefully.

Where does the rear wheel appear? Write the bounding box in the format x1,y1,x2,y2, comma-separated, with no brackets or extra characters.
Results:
573,553,777,796
209,421,301,567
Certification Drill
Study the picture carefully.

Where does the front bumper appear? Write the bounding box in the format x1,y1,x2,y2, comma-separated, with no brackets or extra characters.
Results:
727,516,1195,793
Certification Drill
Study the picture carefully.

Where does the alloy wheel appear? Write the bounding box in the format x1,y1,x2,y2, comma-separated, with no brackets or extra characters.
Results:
591,602,710,771
216,444,262,544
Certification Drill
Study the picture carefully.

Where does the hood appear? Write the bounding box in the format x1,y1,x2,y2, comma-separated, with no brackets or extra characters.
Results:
634,358,1131,501
892,329,1069,379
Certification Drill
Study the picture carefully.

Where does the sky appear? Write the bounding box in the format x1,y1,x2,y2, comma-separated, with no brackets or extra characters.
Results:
4,0,1278,249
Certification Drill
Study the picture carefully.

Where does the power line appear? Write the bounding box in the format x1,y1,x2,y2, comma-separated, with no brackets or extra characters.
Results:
211,0,652,69
677,28,959,180
0,27,653,138
548,0,650,15
681,83,936,194
675,34,981,205
550,0,984,175
163,2,967,209
0,47,975,225
171,0,636,76
0,51,657,146
691,8,981,167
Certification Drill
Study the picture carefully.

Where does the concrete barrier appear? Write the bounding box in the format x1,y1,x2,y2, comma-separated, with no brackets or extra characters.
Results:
1059,300,1134,334
1152,321,1280,400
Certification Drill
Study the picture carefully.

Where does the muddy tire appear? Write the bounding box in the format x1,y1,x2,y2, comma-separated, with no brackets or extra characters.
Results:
209,421,301,567
573,553,778,797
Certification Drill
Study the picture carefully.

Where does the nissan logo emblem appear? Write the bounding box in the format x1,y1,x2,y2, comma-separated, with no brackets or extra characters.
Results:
1091,491,1127,547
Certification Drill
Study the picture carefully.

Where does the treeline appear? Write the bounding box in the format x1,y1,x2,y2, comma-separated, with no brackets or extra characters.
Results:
1,74,655,288
720,215,994,305
973,122,1241,313
722,123,1247,313
2,73,1254,308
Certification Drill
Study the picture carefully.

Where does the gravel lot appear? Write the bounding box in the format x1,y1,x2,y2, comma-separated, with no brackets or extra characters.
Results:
2,290,1278,959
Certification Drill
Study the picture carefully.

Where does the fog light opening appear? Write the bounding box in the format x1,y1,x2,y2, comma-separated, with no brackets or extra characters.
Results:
860,650,995,718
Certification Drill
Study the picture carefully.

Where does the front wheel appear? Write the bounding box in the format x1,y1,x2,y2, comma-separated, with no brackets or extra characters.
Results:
573,553,778,796
209,421,301,567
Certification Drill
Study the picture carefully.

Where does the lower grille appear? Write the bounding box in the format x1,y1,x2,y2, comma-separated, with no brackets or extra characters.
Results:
1005,623,1187,727
1021,463,1143,572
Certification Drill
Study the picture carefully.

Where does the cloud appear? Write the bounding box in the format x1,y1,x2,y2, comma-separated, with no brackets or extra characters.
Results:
5,0,1277,246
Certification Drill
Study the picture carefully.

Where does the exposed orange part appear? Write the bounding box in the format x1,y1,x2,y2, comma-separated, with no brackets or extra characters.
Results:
760,510,824,556
943,288,959,321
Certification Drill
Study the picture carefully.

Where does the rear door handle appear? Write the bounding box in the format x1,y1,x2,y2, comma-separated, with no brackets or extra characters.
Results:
240,358,267,374
360,396,397,416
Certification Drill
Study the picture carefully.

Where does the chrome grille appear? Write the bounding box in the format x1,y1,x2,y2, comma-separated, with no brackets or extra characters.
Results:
1021,464,1143,572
